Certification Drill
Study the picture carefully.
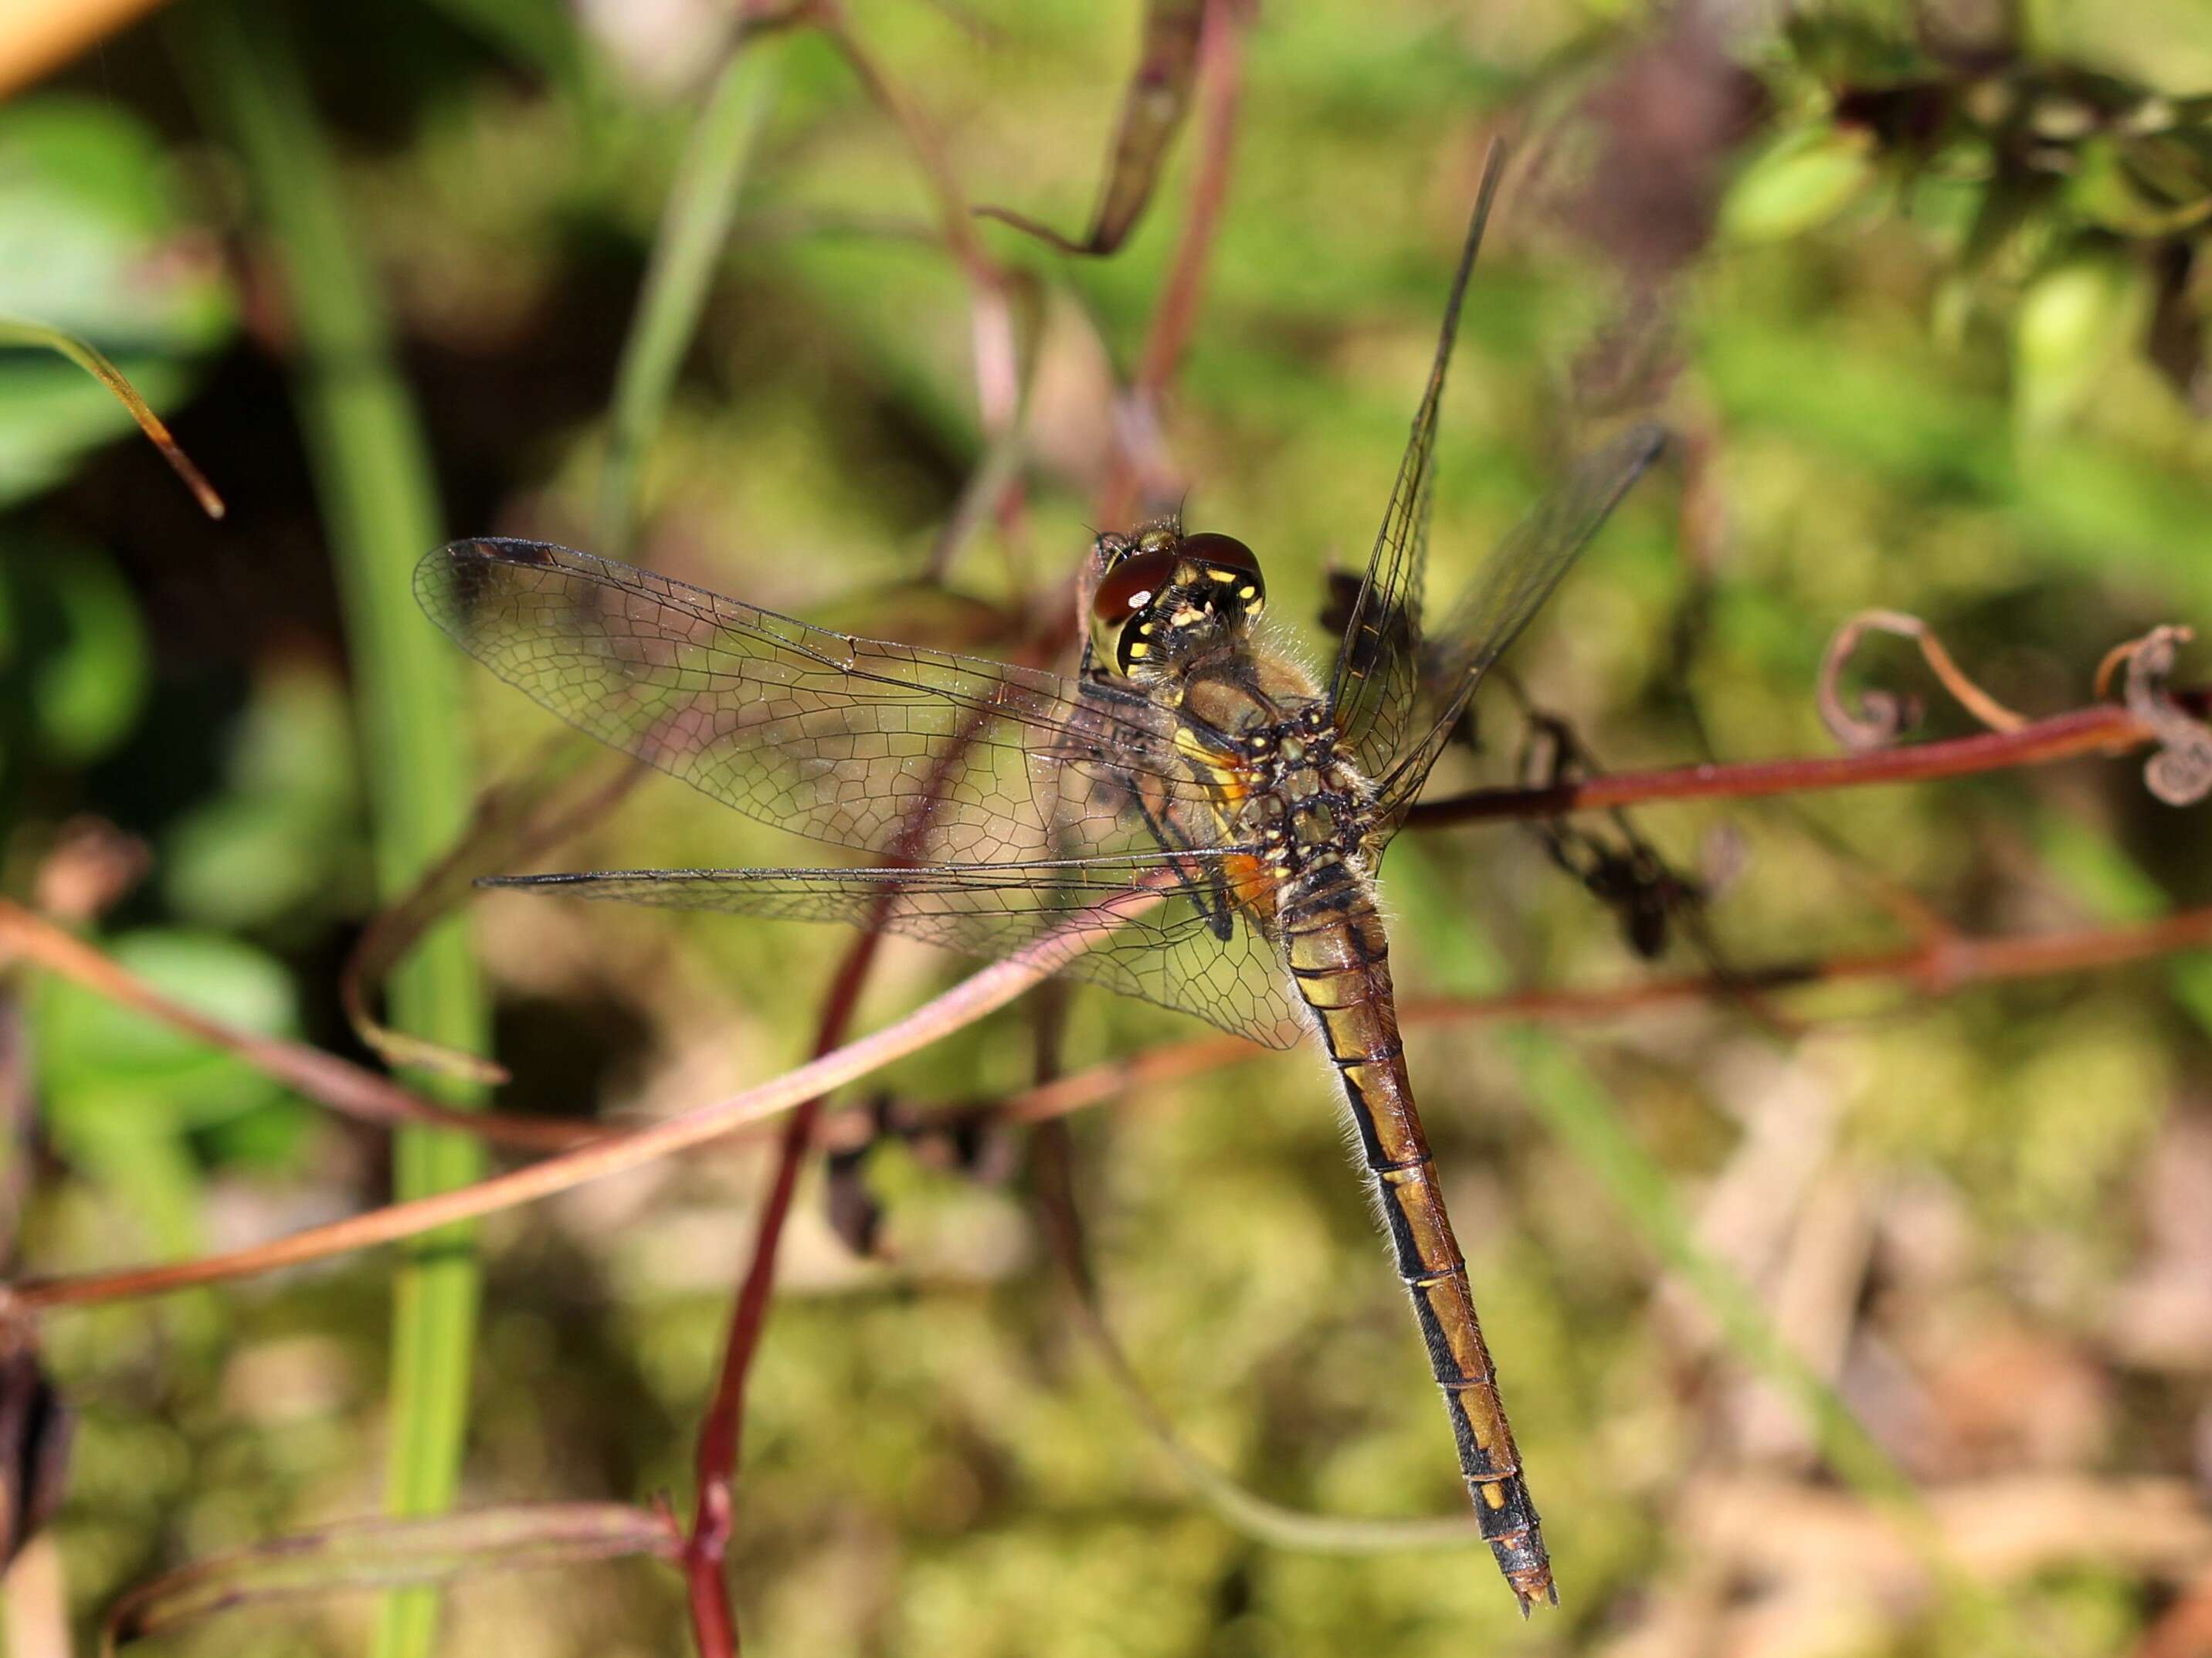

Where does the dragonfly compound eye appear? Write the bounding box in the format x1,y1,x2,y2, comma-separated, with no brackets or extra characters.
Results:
1179,531,1266,618
1090,533,1267,676
1091,545,1182,673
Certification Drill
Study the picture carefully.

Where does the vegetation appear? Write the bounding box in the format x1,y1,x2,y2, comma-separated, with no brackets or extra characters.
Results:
2,1,2210,1654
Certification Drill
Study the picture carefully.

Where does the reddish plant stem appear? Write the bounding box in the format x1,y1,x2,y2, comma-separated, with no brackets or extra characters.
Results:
15,681,2206,1315
679,662,999,1655
1404,698,2197,828
833,899,2212,1141
0,900,601,1151
6,883,1176,1313
1094,0,1247,531
1133,0,1243,402
682,934,880,1658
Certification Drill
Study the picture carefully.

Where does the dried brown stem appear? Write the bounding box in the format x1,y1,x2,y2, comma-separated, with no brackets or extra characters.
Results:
1093,0,1246,531
341,744,648,1084
9,883,1172,1312
0,901,599,1153
102,1502,682,1650
1404,695,2202,829
974,0,1206,258
0,319,226,520
1819,609,2027,748
895,901,2212,1138
2112,626,2212,805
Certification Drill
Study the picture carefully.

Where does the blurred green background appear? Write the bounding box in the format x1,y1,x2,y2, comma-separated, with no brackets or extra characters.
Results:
4,0,2212,1654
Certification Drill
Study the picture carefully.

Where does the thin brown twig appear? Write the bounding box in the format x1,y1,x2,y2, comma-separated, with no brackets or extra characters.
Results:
681,933,880,1658
102,1502,684,1650
2112,626,2212,806
1403,693,2205,829
0,319,226,520
1819,609,2028,748
0,900,601,1153
865,900,2212,1139
1093,0,1247,531
342,744,649,1085
972,0,1206,259
7,880,1173,1312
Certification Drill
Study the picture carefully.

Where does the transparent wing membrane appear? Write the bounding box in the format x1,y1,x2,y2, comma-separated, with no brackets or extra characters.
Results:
483,858,1306,1049
417,538,1213,869
1326,145,1508,779
419,537,1304,1045
1377,423,1666,819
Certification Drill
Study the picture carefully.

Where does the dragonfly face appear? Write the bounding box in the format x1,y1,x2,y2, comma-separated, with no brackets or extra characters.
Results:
1088,524,1267,678
419,143,1664,1614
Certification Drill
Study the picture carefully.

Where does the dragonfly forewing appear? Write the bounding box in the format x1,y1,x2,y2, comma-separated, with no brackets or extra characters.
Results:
1326,146,1510,780
416,537,1220,869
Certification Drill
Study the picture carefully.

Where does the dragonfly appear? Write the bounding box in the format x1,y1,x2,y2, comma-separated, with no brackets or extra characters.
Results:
416,149,1662,1613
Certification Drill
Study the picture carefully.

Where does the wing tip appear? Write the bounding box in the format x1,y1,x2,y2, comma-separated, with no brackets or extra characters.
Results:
416,536,572,621
435,536,561,569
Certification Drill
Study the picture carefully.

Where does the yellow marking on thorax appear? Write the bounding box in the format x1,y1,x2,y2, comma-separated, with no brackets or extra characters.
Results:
1165,725,1277,916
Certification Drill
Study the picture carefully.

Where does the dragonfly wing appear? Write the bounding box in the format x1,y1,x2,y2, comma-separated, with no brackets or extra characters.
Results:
1374,422,1666,824
417,538,1207,866
1326,146,1508,779
486,856,1308,1049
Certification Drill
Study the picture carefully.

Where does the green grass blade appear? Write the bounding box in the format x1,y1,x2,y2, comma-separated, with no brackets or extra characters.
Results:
599,40,781,553
188,7,492,1656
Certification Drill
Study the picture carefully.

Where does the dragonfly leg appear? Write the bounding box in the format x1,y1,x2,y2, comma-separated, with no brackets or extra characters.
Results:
1133,794,1237,942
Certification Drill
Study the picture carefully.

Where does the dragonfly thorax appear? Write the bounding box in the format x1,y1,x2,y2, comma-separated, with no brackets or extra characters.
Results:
1234,703,1373,880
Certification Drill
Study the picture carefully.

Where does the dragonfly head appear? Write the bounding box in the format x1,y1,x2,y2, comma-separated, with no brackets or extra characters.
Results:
1089,526,1267,678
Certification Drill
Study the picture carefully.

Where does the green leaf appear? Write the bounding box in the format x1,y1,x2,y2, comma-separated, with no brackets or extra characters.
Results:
162,659,367,929
1720,125,1878,244
0,534,149,765
188,12,494,1656
35,930,300,1131
2013,244,2150,435
30,548,148,761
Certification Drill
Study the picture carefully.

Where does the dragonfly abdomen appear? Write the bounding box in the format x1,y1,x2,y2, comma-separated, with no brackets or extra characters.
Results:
1275,863,1556,1612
